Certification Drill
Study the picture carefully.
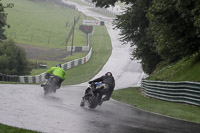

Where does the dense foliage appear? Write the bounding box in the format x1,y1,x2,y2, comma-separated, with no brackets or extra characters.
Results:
0,0,13,40
148,0,200,62
0,40,31,75
92,0,200,74
0,0,8,40
113,0,161,74
0,1,30,75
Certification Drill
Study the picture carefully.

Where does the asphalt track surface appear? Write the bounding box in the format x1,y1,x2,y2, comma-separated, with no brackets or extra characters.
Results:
0,1,200,133
0,84,200,133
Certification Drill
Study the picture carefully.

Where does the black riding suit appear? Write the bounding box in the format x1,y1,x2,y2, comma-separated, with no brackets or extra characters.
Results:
90,75,115,101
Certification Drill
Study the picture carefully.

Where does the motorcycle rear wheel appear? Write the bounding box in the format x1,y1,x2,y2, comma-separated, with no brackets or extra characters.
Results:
43,78,57,95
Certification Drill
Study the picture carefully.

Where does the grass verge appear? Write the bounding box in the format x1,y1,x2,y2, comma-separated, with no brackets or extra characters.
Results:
112,87,200,124
149,52,200,82
0,123,39,133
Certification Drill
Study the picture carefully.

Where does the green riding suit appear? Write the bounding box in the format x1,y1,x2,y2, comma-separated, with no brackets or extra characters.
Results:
46,66,66,81
45,66,66,88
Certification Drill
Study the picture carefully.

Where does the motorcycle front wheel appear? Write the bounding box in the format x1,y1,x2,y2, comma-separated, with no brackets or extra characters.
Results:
88,93,102,109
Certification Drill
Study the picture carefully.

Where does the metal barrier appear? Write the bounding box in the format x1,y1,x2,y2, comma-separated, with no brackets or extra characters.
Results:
0,48,92,83
19,48,92,83
0,73,19,82
141,80,200,106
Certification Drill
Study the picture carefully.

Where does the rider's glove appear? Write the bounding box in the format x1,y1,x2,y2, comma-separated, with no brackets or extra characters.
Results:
45,73,50,79
88,81,93,84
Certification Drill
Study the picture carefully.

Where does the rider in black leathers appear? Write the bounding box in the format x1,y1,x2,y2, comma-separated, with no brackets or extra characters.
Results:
88,72,115,105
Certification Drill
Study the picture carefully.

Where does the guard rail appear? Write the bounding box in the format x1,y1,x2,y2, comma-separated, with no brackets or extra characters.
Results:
141,80,200,106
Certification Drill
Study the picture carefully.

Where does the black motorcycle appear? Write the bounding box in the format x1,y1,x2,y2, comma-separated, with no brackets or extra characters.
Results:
43,75,60,95
80,82,104,109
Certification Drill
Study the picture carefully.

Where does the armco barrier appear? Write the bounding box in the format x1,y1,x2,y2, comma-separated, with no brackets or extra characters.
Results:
66,46,90,52
18,48,92,83
66,33,92,52
0,73,19,82
141,80,200,106
0,48,92,83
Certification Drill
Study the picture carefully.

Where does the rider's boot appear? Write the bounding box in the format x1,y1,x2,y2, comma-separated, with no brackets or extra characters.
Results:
41,79,47,87
98,99,103,106
80,97,85,107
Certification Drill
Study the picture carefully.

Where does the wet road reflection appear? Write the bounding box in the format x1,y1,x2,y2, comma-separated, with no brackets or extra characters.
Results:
0,84,200,133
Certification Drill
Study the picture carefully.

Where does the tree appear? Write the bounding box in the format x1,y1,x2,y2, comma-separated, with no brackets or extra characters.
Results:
93,0,161,74
0,2,30,75
0,40,31,75
147,0,200,62
92,0,200,74
192,0,200,36
0,0,13,41
0,1,7,40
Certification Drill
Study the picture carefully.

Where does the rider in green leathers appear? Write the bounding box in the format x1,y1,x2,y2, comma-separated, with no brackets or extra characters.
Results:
41,64,66,88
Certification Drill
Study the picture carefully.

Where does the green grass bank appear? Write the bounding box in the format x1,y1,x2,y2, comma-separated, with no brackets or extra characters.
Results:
0,123,39,133
148,52,200,82
3,0,87,48
112,87,200,124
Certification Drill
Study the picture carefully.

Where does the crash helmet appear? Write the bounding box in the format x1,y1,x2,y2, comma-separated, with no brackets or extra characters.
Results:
56,64,61,67
105,72,112,76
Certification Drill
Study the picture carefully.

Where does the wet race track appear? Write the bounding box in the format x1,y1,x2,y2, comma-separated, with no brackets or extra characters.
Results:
0,84,200,133
0,1,200,133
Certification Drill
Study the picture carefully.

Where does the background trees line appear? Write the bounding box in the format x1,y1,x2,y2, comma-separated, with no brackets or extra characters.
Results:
0,1,30,75
1,0,200,75
92,0,200,74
